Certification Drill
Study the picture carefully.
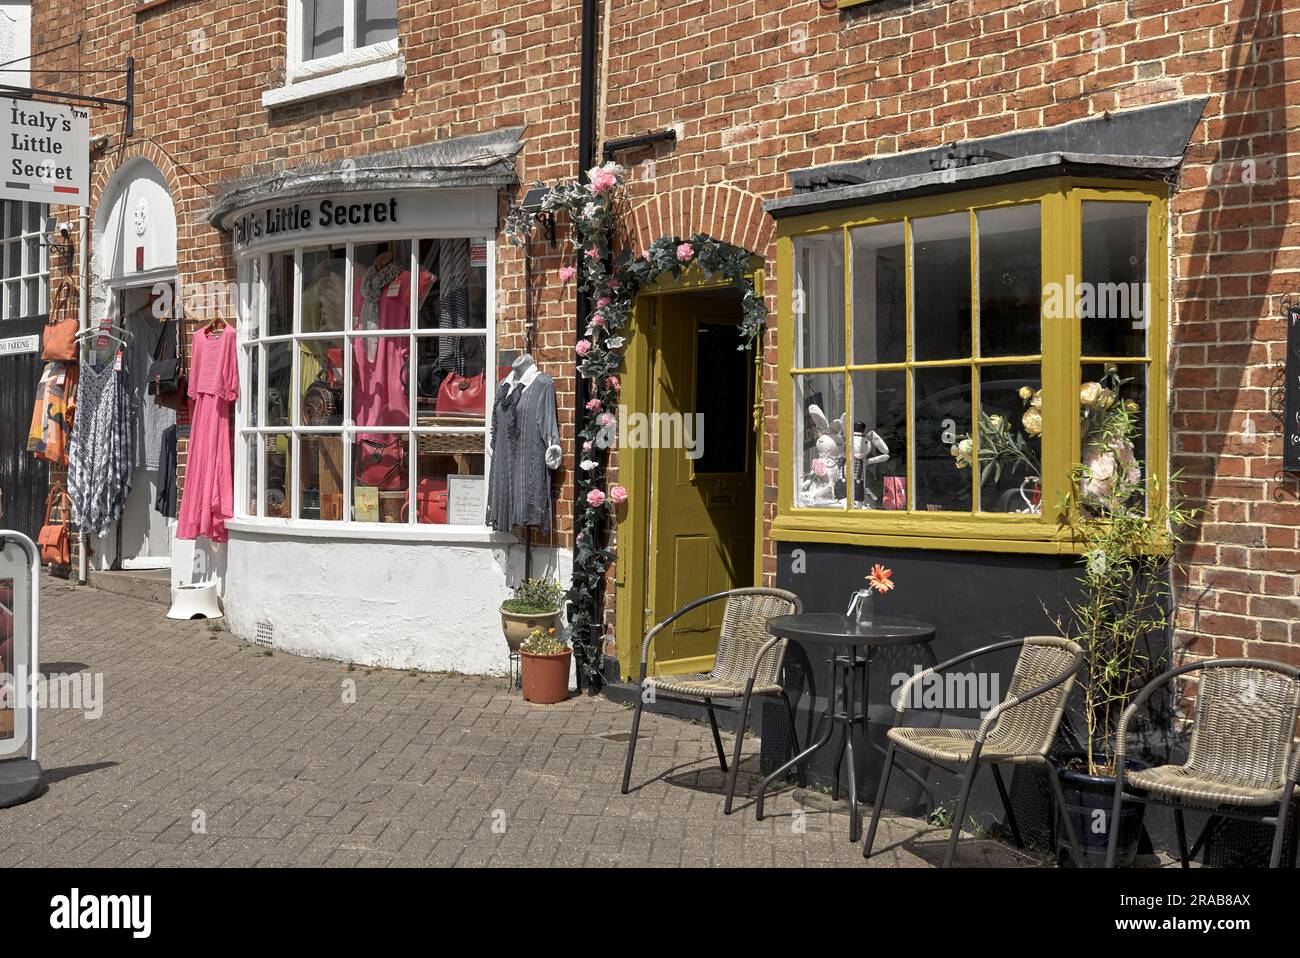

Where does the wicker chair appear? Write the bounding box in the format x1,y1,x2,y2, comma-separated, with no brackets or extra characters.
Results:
1106,658,1300,869
864,636,1085,868
621,587,803,814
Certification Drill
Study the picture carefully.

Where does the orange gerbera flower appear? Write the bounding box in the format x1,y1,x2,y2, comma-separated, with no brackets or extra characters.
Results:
866,564,895,593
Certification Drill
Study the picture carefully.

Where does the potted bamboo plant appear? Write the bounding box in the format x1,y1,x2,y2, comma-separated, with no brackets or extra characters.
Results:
519,626,572,704
500,579,565,654
1055,366,1195,867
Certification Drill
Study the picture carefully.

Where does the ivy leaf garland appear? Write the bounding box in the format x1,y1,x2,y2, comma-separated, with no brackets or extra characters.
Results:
505,163,767,690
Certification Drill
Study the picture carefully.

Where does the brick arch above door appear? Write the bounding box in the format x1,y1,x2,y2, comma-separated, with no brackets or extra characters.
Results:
89,143,181,213
625,184,773,262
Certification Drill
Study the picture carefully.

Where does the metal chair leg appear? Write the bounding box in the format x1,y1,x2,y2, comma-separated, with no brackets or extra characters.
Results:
780,690,806,788
1104,773,1126,868
1270,794,1295,869
723,683,755,816
863,742,897,859
990,765,1024,849
704,698,728,773
942,745,982,869
1174,808,1190,868
621,685,646,795
1045,761,1083,869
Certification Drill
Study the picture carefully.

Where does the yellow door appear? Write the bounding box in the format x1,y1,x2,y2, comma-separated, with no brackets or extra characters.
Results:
647,291,756,676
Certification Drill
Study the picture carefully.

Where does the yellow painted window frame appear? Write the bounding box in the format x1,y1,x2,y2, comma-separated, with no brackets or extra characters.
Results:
772,176,1169,555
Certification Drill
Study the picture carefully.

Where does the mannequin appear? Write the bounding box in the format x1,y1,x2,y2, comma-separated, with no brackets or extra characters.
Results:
486,353,563,533
502,353,562,468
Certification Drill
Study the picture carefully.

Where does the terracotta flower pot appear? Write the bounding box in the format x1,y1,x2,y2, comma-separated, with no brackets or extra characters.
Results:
521,648,572,704
500,609,562,654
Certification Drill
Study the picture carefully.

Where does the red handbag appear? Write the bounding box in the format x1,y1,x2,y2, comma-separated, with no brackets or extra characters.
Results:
401,478,448,524
37,484,72,567
435,372,486,417
354,438,406,490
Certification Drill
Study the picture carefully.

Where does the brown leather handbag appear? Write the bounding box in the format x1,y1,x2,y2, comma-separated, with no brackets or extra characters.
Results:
41,284,79,362
37,483,73,567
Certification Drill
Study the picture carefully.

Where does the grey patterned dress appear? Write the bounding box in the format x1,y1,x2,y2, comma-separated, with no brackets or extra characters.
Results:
68,357,135,537
487,372,561,534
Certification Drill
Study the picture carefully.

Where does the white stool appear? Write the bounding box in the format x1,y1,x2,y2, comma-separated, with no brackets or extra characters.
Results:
168,582,223,620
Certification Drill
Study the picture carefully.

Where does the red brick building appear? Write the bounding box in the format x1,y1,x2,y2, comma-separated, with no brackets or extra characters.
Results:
23,0,1300,698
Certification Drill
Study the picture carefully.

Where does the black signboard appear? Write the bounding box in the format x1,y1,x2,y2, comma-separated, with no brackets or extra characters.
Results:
1286,305,1300,474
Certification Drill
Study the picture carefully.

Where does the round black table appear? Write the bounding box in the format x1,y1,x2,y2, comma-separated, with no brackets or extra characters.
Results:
756,612,935,842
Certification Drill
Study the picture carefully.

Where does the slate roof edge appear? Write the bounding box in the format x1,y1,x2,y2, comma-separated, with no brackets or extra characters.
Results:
208,126,526,228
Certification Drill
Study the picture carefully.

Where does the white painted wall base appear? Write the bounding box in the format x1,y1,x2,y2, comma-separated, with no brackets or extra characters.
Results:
222,530,572,676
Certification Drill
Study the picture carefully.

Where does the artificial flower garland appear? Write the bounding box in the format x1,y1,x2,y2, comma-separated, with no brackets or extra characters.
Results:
505,163,766,689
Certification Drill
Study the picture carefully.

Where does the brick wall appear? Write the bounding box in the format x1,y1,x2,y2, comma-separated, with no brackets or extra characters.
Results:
32,0,589,550
599,0,1300,668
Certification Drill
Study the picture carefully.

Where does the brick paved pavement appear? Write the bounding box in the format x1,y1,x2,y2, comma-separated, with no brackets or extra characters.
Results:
0,576,1046,867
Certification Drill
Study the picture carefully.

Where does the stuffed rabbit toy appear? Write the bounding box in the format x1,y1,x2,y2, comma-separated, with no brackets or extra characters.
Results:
801,403,846,505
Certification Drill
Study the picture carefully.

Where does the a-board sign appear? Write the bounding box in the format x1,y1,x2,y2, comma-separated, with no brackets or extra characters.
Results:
1,98,89,206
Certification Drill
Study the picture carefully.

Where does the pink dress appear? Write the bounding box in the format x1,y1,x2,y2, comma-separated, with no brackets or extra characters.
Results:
352,269,434,436
177,325,238,542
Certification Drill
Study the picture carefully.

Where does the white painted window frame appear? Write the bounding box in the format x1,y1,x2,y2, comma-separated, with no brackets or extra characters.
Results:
265,0,403,108
0,200,49,321
233,231,498,541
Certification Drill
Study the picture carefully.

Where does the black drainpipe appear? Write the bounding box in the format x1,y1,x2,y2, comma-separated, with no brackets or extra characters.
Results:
573,0,599,692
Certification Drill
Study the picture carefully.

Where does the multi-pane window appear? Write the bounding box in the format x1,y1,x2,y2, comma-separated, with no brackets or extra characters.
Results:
0,201,49,321
297,0,397,64
238,237,493,529
781,179,1165,544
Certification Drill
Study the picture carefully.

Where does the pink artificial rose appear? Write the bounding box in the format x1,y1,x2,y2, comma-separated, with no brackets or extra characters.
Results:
586,488,607,507
558,265,576,282
609,484,629,505
676,242,694,262
606,375,621,391
642,249,653,261
582,440,593,452
596,297,611,308
585,247,601,260
609,278,622,289
576,339,592,357
585,398,603,412
812,458,827,477
592,314,606,327
599,412,615,428
590,168,617,195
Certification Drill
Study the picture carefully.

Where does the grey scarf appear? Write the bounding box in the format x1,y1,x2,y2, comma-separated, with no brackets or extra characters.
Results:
359,261,403,329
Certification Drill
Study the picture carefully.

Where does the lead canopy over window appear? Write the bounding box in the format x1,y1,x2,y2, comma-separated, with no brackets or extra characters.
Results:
783,179,1164,542
237,236,493,528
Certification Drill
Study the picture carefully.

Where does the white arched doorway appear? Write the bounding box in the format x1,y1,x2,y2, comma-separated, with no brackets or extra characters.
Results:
89,158,179,573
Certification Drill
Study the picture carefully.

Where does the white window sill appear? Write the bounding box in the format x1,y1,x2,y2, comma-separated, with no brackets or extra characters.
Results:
264,43,405,108
226,517,515,545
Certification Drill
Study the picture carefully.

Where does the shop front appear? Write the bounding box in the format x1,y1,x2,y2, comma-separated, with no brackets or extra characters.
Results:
748,102,1199,806
203,131,569,674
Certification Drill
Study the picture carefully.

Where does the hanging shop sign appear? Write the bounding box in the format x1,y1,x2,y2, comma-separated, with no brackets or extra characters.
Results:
229,189,497,256
0,98,89,206
0,334,39,356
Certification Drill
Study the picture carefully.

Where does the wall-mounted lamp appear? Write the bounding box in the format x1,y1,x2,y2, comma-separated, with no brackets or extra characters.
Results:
515,184,556,246
41,216,74,265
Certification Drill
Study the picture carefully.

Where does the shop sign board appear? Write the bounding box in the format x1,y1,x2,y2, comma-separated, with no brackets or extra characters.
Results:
0,98,89,206
229,190,498,256
0,334,39,356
